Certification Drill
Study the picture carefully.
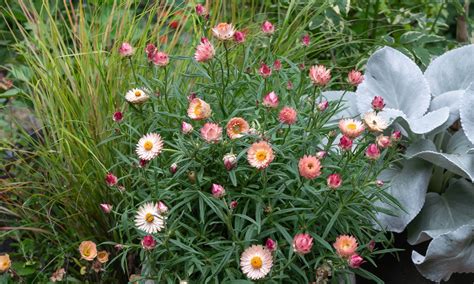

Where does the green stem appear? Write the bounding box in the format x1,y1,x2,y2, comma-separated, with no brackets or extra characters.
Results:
306,85,318,130
128,57,138,84
163,66,170,111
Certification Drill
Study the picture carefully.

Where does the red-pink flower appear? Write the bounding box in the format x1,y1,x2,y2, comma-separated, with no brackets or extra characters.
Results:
141,235,156,250
200,122,222,143
376,135,391,148
348,70,364,86
365,144,380,160
309,65,331,86
371,96,385,111
327,173,342,189
292,233,313,255
391,130,402,142
152,51,169,66
223,153,237,171
265,238,277,252
317,101,329,112
261,21,274,34
169,163,178,174
230,200,238,209
100,203,113,214
334,235,358,258
105,173,118,186
262,91,279,108
113,111,123,122
187,92,197,102
194,37,215,62
259,63,272,78
234,31,246,43
301,34,310,46
118,42,134,57
145,43,157,61
273,59,282,71
195,3,207,16
338,135,353,151
298,155,321,180
278,106,297,125
181,121,193,134
348,254,364,268
211,183,225,198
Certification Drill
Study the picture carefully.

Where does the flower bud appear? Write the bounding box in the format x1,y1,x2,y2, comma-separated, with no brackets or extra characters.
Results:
211,183,225,198
223,153,237,171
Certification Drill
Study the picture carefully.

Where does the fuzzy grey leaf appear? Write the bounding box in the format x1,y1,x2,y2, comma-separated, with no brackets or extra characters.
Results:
459,84,474,144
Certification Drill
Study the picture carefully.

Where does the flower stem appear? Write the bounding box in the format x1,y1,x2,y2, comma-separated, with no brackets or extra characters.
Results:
128,57,138,84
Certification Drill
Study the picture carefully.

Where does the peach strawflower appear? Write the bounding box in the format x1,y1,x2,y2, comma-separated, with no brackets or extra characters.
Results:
0,254,11,273
136,133,164,161
97,251,109,264
226,117,250,139
338,119,365,138
125,88,149,104
298,155,321,180
240,245,273,280
187,98,212,120
333,235,358,258
79,241,97,261
212,23,235,40
247,141,275,169
50,267,66,282
195,37,215,62
347,70,364,86
201,122,222,143
151,51,169,66
278,106,297,125
309,65,331,86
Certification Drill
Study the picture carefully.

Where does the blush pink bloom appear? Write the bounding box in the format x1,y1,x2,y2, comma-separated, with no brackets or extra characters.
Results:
187,98,212,120
278,106,297,125
293,233,313,255
376,135,391,148
273,59,282,71
265,238,277,252
141,235,156,250
317,101,329,112
157,201,168,214
334,235,358,258
152,51,169,66
181,121,194,134
226,117,250,139
212,23,235,40
195,37,215,62
347,70,364,86
286,80,293,90
211,183,225,198
338,135,353,151
298,155,321,180
169,163,178,174
259,63,272,78
119,42,134,57
327,173,342,189
391,130,402,142
262,91,279,108
195,3,207,16
113,111,123,122
223,153,237,171
371,96,385,111
100,204,113,214
338,119,365,138
301,34,310,46
261,21,275,34
105,173,118,186
309,65,331,86
200,122,222,143
230,200,238,209
316,151,327,159
348,254,364,268
247,141,275,169
145,43,157,61
234,31,246,43
365,144,381,160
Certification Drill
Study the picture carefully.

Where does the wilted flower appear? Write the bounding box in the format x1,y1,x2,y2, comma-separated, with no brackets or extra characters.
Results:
365,144,381,160
240,245,273,280
333,235,358,258
259,63,272,78
141,235,157,250
152,51,169,66
298,155,321,180
181,121,193,134
139,159,148,168
200,122,223,143
92,261,102,273
273,59,282,71
338,135,353,151
247,141,275,169
371,96,385,111
100,203,113,214
170,163,178,174
317,101,329,112
301,34,310,46
50,267,66,282
136,133,164,161
195,37,215,62
188,98,212,120
227,117,250,139
309,65,331,86
265,238,277,252
145,43,157,61
279,106,297,125
348,254,364,268
223,153,237,171
134,202,165,234
125,88,149,104
391,130,402,141
347,70,364,86
79,241,97,261
97,251,109,264
118,42,134,57
368,240,376,251
262,91,279,108
188,92,197,102
293,233,313,254
363,111,388,132
105,173,118,187
212,23,235,40
376,135,391,148
234,31,246,43
187,171,196,183
211,183,225,198
338,119,365,138
261,21,274,34
0,254,11,273
327,173,342,189
113,111,123,122
195,3,207,16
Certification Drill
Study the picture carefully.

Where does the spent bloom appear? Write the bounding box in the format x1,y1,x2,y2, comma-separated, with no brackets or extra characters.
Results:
265,238,277,252
240,245,273,280
157,201,169,214
376,135,391,148
301,34,310,46
105,173,118,187
145,43,157,61
97,251,109,264
79,241,97,261
371,96,385,111
327,173,342,189
50,268,66,282
195,3,207,16
338,135,353,151
247,141,275,170
262,91,279,108
152,51,169,66
363,111,388,132
278,106,297,125
181,121,194,134
136,133,164,161
333,235,358,258
141,235,157,250
226,117,250,139
298,155,322,180
293,233,314,255
0,254,11,273
347,70,364,86
223,153,237,171
118,42,134,57
259,63,272,78
188,98,212,120
273,59,282,71
309,65,331,86
366,144,381,160
211,183,225,198
349,254,365,268
195,37,215,62
113,111,123,122
261,21,275,34
100,203,113,214
212,23,235,40
234,31,246,43
317,101,329,112
338,119,365,138
201,122,223,143
134,202,165,234
125,88,149,104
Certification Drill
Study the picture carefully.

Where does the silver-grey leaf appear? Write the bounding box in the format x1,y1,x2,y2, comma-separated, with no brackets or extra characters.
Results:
459,84,474,144
428,90,465,131
323,91,359,120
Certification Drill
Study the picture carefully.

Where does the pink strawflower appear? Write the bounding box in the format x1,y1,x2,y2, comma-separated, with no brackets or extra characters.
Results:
195,3,207,16
262,91,279,108
105,173,118,186
286,80,293,90
338,119,365,138
317,101,329,112
141,235,156,250
234,31,246,43
391,130,402,142
157,201,168,214
181,121,194,134
247,141,275,169
259,63,272,78
301,34,310,46
338,135,353,151
376,135,391,148
230,200,238,209
265,238,277,252
348,70,364,86
152,51,169,66
327,173,342,189
212,23,236,40
333,235,358,258
223,153,237,171
187,98,212,120
365,144,381,160
200,122,222,143
278,106,297,125
298,155,321,180
194,37,215,62
371,96,385,111
261,21,274,34
169,163,178,174
211,183,225,198
273,59,282,71
227,117,250,139
376,180,384,187
100,204,113,214
309,65,331,86
316,151,326,159
292,233,313,255
348,254,364,268
145,43,157,61
113,111,123,122
119,42,134,57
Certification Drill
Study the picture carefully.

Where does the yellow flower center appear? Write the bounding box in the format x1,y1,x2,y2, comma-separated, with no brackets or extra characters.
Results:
255,150,267,162
342,241,351,249
194,105,202,116
232,124,241,133
250,256,263,269
83,248,90,256
217,23,228,32
307,163,314,169
145,213,154,223
347,123,357,130
143,141,153,151
134,91,142,97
